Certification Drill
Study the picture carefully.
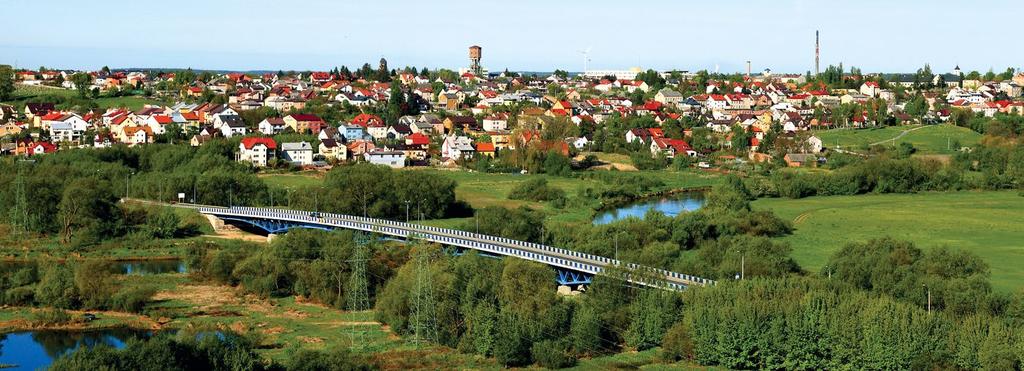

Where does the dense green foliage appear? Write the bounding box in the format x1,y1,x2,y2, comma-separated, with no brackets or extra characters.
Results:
507,178,566,203
681,277,1023,370
288,163,460,219
374,247,682,368
187,230,404,308
0,260,156,312
50,331,373,370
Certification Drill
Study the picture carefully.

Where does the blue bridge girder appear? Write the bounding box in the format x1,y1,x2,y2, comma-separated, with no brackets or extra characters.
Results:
220,216,335,234
191,205,714,291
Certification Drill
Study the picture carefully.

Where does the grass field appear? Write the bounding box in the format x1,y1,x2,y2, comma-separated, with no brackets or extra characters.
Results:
261,168,722,225
753,191,1024,291
2,84,166,111
815,124,981,155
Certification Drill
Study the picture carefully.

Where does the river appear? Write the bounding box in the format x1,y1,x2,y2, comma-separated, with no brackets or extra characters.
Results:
593,192,705,225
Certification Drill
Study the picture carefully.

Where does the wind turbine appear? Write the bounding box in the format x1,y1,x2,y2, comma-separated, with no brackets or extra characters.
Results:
577,47,592,73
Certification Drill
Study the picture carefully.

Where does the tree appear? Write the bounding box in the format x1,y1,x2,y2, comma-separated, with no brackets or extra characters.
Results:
57,178,119,245
0,65,14,101
69,73,92,98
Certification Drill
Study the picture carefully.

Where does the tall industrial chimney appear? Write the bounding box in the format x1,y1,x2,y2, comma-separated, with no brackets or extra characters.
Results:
815,31,820,76
746,60,751,77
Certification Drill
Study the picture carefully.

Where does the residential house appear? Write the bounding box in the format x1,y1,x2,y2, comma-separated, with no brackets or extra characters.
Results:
341,124,369,141
49,122,83,144
475,142,496,158
216,115,247,137
318,126,342,142
364,149,406,168
444,116,479,133
650,138,696,158
281,141,314,166
283,114,326,134
318,139,347,161
860,81,880,97
346,139,376,157
387,124,413,140
654,89,684,105
238,137,277,167
482,114,508,131
122,126,153,145
258,117,287,135
29,141,58,155
442,135,475,160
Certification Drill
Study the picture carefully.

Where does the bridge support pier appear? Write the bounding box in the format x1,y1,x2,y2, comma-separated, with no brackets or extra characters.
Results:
267,233,278,243
205,215,225,231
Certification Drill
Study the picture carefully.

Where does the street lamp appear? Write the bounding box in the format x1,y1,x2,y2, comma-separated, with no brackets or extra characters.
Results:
737,251,745,278
923,284,931,313
125,171,134,200
404,200,411,223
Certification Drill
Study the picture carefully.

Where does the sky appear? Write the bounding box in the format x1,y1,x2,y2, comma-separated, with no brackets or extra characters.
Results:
1,0,1021,74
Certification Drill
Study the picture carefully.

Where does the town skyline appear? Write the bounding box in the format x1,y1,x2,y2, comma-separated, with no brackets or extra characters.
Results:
2,0,1021,73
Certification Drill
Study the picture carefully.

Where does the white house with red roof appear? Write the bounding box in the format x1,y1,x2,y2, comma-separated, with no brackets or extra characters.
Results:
860,81,881,97
650,138,696,158
238,137,277,167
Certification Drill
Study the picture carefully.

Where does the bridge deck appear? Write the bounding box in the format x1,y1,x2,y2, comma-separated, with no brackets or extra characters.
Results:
188,205,715,291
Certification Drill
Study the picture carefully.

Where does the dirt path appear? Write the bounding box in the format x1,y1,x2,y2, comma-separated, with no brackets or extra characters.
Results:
869,125,929,146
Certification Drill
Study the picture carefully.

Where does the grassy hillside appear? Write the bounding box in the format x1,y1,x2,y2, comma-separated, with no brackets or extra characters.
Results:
2,84,166,111
753,191,1024,291
815,124,981,155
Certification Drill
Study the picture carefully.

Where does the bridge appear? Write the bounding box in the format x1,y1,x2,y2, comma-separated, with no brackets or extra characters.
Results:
184,205,715,291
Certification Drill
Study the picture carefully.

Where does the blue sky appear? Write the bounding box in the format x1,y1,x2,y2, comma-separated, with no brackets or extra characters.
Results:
1,0,1020,74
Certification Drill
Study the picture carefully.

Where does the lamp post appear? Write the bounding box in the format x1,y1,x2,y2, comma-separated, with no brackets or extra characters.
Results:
924,284,931,313
614,232,621,261
404,200,411,223
125,171,134,200
739,250,745,280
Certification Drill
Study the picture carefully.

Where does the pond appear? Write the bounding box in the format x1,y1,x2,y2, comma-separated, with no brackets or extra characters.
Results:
0,329,150,370
118,260,187,275
593,192,705,225
1,259,186,275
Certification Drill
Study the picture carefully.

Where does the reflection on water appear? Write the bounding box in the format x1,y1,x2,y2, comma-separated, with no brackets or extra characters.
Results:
0,329,149,370
593,192,705,225
1,260,185,276
119,260,186,275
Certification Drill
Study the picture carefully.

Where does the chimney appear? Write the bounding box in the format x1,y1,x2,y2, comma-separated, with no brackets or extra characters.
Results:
815,30,820,76
746,61,751,77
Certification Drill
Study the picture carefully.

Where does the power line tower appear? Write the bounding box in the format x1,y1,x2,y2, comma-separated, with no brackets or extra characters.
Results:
11,159,32,238
346,232,372,347
410,248,435,348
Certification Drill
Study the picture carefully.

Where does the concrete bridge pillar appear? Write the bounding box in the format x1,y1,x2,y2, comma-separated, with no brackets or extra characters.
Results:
267,233,278,243
205,215,225,231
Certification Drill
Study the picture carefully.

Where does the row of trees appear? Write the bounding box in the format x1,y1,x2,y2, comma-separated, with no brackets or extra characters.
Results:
375,244,686,368
0,260,156,313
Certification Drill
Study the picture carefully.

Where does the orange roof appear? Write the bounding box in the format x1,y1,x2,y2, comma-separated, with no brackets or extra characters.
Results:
475,142,495,152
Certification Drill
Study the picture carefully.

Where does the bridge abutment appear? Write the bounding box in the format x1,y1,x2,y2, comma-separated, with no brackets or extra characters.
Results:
205,215,225,231
267,233,278,243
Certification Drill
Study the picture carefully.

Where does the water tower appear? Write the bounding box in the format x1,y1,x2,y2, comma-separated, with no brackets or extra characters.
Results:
468,45,482,75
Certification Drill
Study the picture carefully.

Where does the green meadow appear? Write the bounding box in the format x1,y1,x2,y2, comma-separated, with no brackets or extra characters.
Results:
753,191,1024,291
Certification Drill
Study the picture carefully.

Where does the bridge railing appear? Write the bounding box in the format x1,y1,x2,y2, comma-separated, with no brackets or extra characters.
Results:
196,205,713,288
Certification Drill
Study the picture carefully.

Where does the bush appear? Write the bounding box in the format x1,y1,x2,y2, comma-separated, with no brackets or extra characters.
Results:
30,308,73,326
4,286,36,306
110,286,157,313
531,339,577,369
659,321,695,362
508,178,566,202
